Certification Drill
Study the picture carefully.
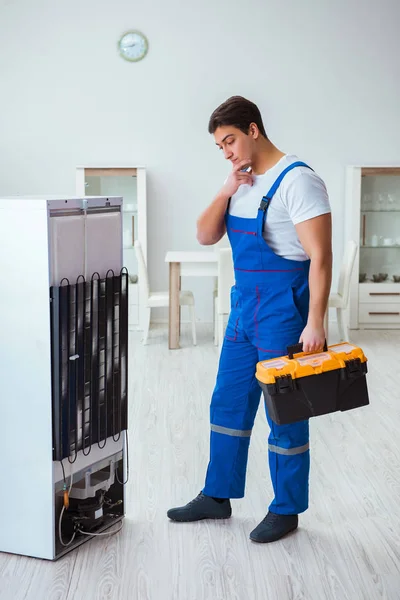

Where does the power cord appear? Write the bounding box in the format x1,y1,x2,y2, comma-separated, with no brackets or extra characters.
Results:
76,521,124,537
115,429,129,485
58,461,76,547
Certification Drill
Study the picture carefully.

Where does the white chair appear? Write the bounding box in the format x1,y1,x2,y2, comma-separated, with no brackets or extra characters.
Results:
212,235,231,344
134,241,197,345
325,240,358,342
214,248,235,347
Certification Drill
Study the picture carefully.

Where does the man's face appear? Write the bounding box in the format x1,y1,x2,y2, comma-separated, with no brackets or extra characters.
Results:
214,125,256,167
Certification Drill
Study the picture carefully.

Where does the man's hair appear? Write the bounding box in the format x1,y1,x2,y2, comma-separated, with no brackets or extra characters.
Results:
208,96,267,138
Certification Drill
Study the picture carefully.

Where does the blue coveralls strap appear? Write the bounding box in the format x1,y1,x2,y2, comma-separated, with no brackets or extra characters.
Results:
203,161,313,515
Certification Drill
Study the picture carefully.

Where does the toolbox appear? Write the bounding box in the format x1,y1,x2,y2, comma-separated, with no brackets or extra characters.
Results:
256,342,369,425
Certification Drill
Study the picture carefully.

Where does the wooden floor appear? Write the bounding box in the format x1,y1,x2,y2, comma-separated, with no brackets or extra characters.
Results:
1,325,400,600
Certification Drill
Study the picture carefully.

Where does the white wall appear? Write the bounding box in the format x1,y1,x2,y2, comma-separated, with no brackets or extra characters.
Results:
1,0,399,322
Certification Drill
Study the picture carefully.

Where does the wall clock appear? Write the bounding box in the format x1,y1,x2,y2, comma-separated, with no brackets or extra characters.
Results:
118,31,148,62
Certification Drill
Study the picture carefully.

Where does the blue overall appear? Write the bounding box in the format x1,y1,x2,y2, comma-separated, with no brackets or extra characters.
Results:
203,162,311,515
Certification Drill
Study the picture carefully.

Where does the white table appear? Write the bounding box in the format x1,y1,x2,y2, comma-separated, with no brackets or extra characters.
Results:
165,251,218,349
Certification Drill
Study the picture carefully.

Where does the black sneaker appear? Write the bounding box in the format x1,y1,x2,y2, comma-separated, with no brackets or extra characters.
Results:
167,492,232,522
249,511,298,543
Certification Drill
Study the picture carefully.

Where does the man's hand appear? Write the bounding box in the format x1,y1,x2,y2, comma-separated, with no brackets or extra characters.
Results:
220,159,253,197
299,321,326,353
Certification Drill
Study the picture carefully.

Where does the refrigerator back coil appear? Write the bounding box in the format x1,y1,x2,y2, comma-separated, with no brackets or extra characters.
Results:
50,269,129,462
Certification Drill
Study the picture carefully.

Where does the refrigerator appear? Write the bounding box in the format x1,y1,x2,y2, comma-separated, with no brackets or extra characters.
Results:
0,195,129,560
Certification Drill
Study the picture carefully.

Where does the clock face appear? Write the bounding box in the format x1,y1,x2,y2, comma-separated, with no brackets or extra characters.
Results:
118,31,148,62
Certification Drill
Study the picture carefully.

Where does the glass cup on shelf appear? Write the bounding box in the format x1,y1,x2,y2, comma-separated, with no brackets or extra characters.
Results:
362,193,372,211
387,194,395,211
370,192,378,211
377,193,387,211
370,234,379,247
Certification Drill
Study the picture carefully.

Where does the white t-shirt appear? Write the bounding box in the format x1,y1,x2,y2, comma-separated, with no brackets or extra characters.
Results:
228,154,331,261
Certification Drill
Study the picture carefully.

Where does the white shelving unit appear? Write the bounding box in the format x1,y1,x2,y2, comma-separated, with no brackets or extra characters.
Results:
346,166,400,330
76,167,147,331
